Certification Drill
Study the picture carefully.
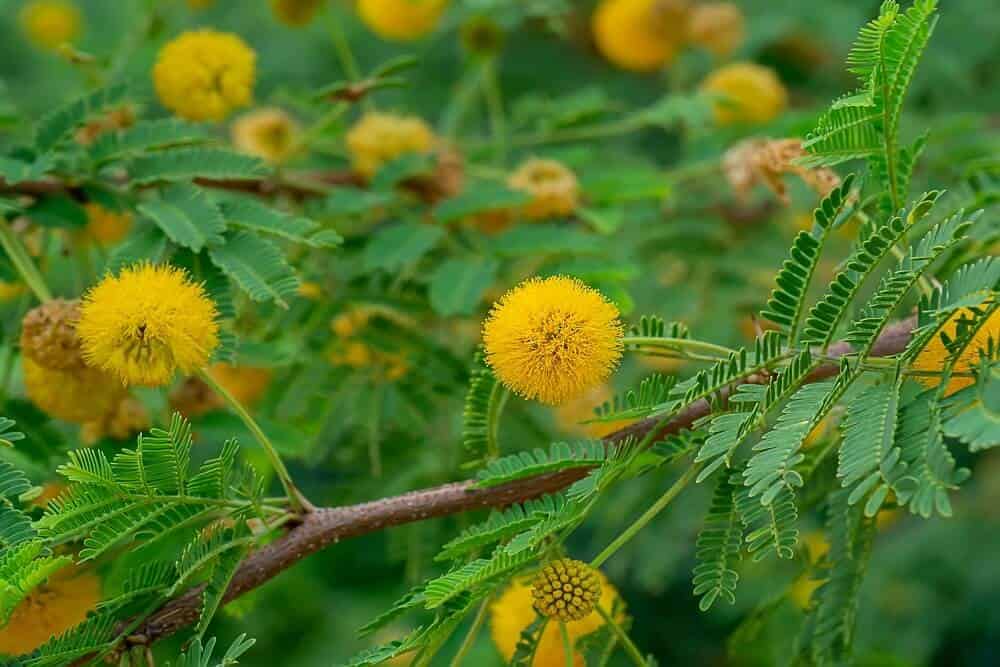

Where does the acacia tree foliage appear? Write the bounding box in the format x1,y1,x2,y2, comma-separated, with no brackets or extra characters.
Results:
0,1,999,665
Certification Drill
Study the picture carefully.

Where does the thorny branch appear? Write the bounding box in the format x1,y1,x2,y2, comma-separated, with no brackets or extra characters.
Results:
78,316,917,660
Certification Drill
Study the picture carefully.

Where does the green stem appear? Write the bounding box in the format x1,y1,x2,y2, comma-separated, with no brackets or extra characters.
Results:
326,9,361,81
0,218,52,302
441,63,488,138
486,384,510,460
559,621,574,667
590,463,700,569
623,335,736,359
481,59,507,163
198,368,313,514
448,597,490,667
594,605,647,667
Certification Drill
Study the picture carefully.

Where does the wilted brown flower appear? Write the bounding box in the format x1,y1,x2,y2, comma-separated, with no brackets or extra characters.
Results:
723,138,841,203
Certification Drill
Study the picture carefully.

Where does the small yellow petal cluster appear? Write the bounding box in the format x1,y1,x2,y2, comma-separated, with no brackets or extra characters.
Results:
19,300,125,424
271,0,324,26
507,158,580,221
483,276,623,406
687,2,745,58
701,62,788,125
346,112,436,180
77,263,219,387
231,108,301,164
531,559,602,622
19,1,81,51
153,30,256,122
83,203,133,246
357,0,448,42
912,307,1000,396
0,565,101,656
328,308,409,381
592,0,688,72
490,570,622,666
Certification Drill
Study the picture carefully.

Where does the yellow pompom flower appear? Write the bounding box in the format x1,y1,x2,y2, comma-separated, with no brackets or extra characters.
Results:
84,203,133,246
491,570,623,666
592,0,688,72
19,1,81,51
231,108,301,164
531,559,602,622
687,2,744,58
483,276,623,406
153,30,256,122
346,112,436,180
357,0,448,42
701,62,788,125
0,565,101,656
507,158,580,221
77,263,219,387
271,0,324,26
912,308,1000,396
23,358,124,424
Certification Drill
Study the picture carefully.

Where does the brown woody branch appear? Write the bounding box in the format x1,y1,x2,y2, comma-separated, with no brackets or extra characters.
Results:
92,316,917,658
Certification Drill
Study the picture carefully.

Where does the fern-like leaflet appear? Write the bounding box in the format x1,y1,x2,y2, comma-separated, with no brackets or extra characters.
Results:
692,474,741,610
474,440,607,488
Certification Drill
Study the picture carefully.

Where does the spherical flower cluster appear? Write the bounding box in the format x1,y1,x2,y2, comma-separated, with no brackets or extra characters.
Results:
483,276,623,405
687,2,745,58
531,559,602,622
0,565,101,656
153,30,256,122
490,570,622,666
20,299,86,371
912,307,1000,396
271,0,324,26
77,263,219,387
19,1,81,51
231,108,301,164
592,0,688,72
357,0,448,42
84,203,133,246
346,112,436,180
507,158,580,221
701,62,788,125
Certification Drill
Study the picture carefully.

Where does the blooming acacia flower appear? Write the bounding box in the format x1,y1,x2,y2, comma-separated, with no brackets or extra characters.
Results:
357,0,448,41
912,307,1000,396
19,1,80,51
153,30,255,122
592,0,688,72
77,264,219,387
0,566,101,655
483,276,623,405
231,108,301,164
701,62,788,125
507,158,580,221
346,112,435,179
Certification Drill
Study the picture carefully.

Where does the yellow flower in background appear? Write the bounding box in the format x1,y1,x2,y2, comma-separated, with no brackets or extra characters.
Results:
357,0,448,41
531,559,602,622
507,158,580,221
83,203,133,246
701,62,788,125
78,263,219,387
687,2,745,58
0,565,101,656
555,384,632,438
81,394,150,444
592,0,688,72
483,276,623,405
231,108,301,164
912,307,1000,396
20,300,87,371
207,363,273,406
186,0,215,8
346,112,435,179
297,281,323,300
153,30,256,122
491,571,623,667
20,1,81,51
0,281,25,302
271,0,325,26
23,357,124,423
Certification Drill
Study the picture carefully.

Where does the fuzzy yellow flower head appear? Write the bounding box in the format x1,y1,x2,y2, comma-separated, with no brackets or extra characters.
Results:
271,0,324,26
23,358,124,424
687,2,745,58
507,158,581,221
701,62,788,125
0,565,101,656
592,0,689,72
491,570,623,667
153,30,256,122
358,0,448,42
77,263,219,387
84,203,133,246
912,307,1000,396
232,108,301,164
20,1,81,51
483,276,623,405
346,112,436,180
531,559,602,622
